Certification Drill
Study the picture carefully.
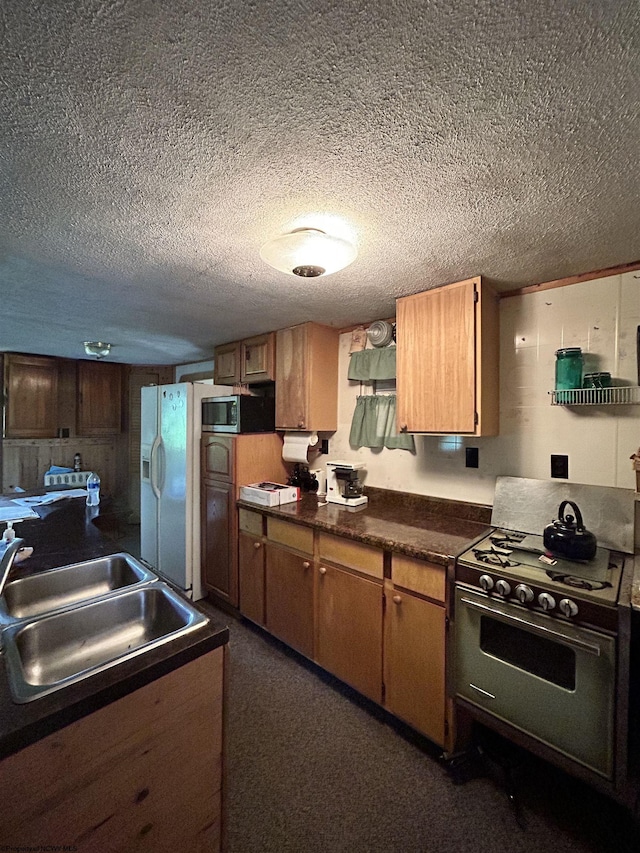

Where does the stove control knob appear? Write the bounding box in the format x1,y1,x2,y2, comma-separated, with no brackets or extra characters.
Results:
495,579,511,597
479,574,494,592
538,592,556,612
558,598,579,618
515,584,534,604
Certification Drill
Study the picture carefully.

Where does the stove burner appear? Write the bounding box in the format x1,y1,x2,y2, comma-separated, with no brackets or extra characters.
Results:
489,533,525,549
548,574,612,591
473,548,519,568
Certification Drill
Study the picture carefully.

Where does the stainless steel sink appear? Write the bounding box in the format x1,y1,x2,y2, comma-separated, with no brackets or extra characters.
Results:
2,583,209,703
0,553,158,621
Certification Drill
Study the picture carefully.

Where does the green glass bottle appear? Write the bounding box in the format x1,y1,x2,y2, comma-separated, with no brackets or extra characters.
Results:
555,348,583,402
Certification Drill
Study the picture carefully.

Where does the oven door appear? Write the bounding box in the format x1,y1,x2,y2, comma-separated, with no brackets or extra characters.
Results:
454,586,616,778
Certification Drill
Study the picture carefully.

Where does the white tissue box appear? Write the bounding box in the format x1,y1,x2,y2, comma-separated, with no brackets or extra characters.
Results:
239,482,300,507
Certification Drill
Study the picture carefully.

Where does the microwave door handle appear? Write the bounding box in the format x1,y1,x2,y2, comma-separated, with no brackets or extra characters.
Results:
150,435,162,500
458,596,602,656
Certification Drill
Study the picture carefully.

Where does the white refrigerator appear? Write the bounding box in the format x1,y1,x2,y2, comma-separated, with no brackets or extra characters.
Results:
140,382,226,600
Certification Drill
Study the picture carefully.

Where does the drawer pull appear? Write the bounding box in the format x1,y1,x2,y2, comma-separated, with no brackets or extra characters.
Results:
302,561,311,569
253,541,262,550
392,595,402,605
318,566,327,575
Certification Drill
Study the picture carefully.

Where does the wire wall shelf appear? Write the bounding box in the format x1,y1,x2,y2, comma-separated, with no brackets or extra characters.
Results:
549,386,640,406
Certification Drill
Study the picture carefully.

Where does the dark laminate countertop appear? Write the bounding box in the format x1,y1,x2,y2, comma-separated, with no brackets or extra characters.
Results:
0,491,229,760
238,486,493,565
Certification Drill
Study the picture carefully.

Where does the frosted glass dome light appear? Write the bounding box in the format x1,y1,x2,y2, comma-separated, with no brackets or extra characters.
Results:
260,228,357,277
83,341,112,359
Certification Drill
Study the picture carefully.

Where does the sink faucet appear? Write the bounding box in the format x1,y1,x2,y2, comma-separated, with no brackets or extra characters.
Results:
0,537,25,599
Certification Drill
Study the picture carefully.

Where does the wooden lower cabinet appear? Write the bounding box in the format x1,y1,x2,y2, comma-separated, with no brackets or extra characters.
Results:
0,648,225,852
239,530,266,625
315,562,383,703
259,517,448,748
265,542,314,658
383,558,447,748
201,433,285,608
202,478,237,604
239,508,266,624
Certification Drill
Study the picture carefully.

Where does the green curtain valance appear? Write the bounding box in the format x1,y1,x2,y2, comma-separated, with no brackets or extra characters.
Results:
349,395,415,452
348,347,396,381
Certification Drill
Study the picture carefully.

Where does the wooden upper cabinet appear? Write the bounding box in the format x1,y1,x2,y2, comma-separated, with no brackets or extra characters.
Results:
77,361,123,436
4,354,59,438
213,341,241,385
214,333,276,385
275,322,339,431
395,276,499,435
241,333,275,383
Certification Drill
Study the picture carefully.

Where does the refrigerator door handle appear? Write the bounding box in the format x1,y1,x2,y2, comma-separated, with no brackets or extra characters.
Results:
150,435,162,500
157,437,167,494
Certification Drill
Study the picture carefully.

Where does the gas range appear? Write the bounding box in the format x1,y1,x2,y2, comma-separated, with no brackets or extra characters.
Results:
455,528,625,632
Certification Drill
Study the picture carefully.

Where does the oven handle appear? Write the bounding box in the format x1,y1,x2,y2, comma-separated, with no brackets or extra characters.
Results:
458,596,602,656
469,683,496,700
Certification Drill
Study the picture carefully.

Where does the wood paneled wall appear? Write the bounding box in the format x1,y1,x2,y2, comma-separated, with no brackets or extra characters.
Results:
1,363,175,508
2,437,120,496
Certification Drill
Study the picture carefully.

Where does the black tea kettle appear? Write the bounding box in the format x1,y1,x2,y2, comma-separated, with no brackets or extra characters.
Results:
543,500,597,561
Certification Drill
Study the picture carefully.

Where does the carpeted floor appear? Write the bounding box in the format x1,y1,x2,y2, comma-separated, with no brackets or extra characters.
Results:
113,523,640,852
209,605,640,853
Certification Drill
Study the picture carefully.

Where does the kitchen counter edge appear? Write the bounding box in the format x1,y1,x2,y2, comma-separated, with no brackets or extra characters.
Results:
237,492,493,566
0,494,229,761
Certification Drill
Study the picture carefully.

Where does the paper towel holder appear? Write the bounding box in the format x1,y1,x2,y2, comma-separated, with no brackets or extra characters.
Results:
282,431,320,464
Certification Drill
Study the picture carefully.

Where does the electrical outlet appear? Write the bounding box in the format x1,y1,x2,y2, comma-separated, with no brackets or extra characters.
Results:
465,447,479,468
551,454,569,479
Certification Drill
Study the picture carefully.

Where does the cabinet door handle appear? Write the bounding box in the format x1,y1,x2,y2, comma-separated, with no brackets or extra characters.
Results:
302,561,311,569
318,566,326,574
392,595,402,604
253,541,262,550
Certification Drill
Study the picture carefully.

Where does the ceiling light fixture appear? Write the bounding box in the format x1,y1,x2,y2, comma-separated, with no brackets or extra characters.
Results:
260,228,357,277
83,341,112,359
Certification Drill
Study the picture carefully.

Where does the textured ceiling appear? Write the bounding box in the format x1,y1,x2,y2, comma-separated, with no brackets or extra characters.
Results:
1,0,639,365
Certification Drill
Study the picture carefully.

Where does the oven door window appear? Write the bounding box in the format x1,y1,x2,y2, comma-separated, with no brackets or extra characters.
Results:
480,616,576,690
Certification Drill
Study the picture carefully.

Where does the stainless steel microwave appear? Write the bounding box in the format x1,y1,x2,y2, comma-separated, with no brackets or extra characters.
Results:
201,395,275,433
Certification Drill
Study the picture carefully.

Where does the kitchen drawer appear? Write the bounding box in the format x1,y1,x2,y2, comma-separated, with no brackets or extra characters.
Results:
239,508,264,536
391,553,446,603
267,518,314,555
318,533,383,580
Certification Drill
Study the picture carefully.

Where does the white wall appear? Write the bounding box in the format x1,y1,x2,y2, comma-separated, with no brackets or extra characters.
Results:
327,271,640,506
174,360,215,382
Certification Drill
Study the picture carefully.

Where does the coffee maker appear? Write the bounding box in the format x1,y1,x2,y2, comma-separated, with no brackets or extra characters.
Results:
325,461,368,507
